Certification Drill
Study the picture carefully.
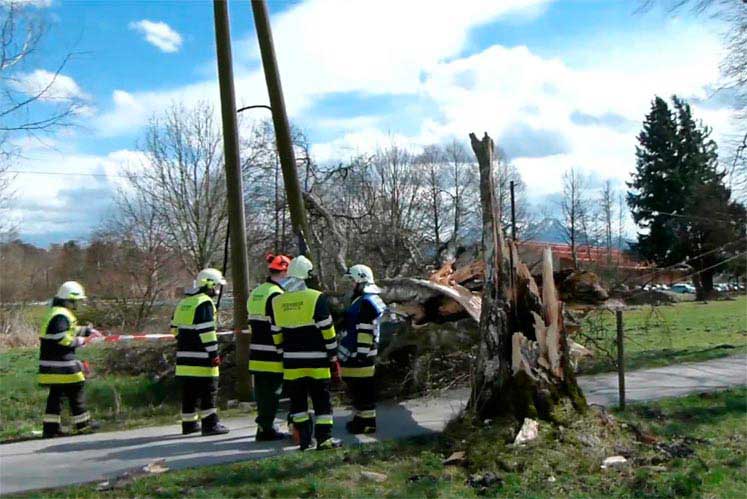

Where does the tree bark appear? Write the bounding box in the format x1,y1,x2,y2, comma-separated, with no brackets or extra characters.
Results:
467,132,586,421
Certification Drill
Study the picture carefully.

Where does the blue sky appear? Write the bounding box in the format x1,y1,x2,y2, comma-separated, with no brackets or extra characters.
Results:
5,0,738,246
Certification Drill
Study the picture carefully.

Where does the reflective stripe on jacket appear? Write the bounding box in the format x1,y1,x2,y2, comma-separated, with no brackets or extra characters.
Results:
38,306,85,385
270,288,337,380
247,280,284,373
171,293,219,377
339,293,386,378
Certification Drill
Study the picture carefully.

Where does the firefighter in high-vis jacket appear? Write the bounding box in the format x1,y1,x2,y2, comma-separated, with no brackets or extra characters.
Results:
247,253,291,441
39,281,102,438
339,265,386,434
171,268,229,436
269,255,342,451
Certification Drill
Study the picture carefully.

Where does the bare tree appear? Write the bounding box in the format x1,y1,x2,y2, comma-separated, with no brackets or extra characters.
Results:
0,161,14,236
417,145,447,266
370,144,430,276
617,191,627,261
96,187,180,330
559,167,590,268
443,139,477,246
125,102,228,274
494,147,536,241
600,180,615,264
0,2,83,234
0,2,83,152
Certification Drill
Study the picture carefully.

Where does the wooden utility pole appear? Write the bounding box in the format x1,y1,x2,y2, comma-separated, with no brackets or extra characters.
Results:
616,310,626,410
250,0,313,257
213,0,251,401
510,180,517,241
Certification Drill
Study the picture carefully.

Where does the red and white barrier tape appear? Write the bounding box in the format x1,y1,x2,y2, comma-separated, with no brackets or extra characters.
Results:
91,329,248,343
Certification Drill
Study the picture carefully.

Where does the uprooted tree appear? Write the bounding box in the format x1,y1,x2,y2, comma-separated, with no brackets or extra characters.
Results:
467,132,586,421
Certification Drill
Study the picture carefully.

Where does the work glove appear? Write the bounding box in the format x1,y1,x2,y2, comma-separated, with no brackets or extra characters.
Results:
212,355,222,367
81,360,91,376
83,329,103,345
330,359,341,384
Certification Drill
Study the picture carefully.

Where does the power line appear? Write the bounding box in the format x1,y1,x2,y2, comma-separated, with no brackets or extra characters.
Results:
669,251,747,287
637,237,747,285
643,209,740,225
5,169,134,179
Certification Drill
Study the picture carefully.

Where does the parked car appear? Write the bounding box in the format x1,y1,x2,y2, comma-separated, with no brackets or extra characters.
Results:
671,283,696,294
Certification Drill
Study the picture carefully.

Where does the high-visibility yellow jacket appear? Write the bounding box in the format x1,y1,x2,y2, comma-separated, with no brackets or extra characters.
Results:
38,305,86,385
247,279,284,374
171,292,219,378
269,288,337,381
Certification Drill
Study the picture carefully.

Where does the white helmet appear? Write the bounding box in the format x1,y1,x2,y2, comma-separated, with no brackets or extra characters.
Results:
345,264,382,294
55,281,87,301
287,255,313,280
195,268,227,289
345,264,375,284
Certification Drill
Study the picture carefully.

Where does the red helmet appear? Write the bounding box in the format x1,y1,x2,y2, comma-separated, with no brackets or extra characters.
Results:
266,253,291,272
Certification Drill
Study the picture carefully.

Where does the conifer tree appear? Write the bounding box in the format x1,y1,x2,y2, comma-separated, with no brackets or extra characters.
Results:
629,96,746,299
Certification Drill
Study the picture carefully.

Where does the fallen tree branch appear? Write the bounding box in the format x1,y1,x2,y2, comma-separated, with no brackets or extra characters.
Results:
302,190,348,274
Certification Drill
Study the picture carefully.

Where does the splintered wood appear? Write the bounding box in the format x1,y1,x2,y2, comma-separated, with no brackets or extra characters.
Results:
511,246,564,381
467,131,586,419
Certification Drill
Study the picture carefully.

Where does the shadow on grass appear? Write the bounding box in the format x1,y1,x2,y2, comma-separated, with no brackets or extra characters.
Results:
631,391,747,434
162,435,434,493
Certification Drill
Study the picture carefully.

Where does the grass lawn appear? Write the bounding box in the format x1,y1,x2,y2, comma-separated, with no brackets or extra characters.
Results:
27,388,747,498
578,295,747,374
0,346,250,442
2,297,743,442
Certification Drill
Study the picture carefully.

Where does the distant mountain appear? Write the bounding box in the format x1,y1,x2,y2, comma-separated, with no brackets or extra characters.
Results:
527,218,632,250
527,218,567,244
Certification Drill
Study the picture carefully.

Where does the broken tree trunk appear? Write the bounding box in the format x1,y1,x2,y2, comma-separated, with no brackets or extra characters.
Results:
467,132,586,421
302,190,349,275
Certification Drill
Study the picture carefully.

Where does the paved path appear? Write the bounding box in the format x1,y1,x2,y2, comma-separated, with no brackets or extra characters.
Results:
1,355,745,495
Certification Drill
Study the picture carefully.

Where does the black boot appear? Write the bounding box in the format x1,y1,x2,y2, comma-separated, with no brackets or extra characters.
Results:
317,437,342,450
346,417,376,435
201,412,229,436
256,426,288,441
76,420,100,434
202,422,230,436
182,421,201,435
296,420,313,451
42,423,69,439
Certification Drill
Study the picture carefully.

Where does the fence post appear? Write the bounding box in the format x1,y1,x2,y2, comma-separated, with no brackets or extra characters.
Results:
616,309,625,410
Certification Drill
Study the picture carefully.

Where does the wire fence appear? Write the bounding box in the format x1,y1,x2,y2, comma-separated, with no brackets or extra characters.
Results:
576,286,745,409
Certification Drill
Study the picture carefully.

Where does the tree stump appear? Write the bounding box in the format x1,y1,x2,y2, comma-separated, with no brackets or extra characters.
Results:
468,132,586,421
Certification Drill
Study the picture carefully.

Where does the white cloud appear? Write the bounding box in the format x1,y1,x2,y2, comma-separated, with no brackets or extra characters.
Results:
93,0,735,205
9,69,89,102
310,19,729,194
7,148,147,242
249,0,552,99
128,19,183,53
93,0,552,136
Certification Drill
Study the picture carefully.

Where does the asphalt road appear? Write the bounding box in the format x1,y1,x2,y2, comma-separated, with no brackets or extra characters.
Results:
1,354,745,495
